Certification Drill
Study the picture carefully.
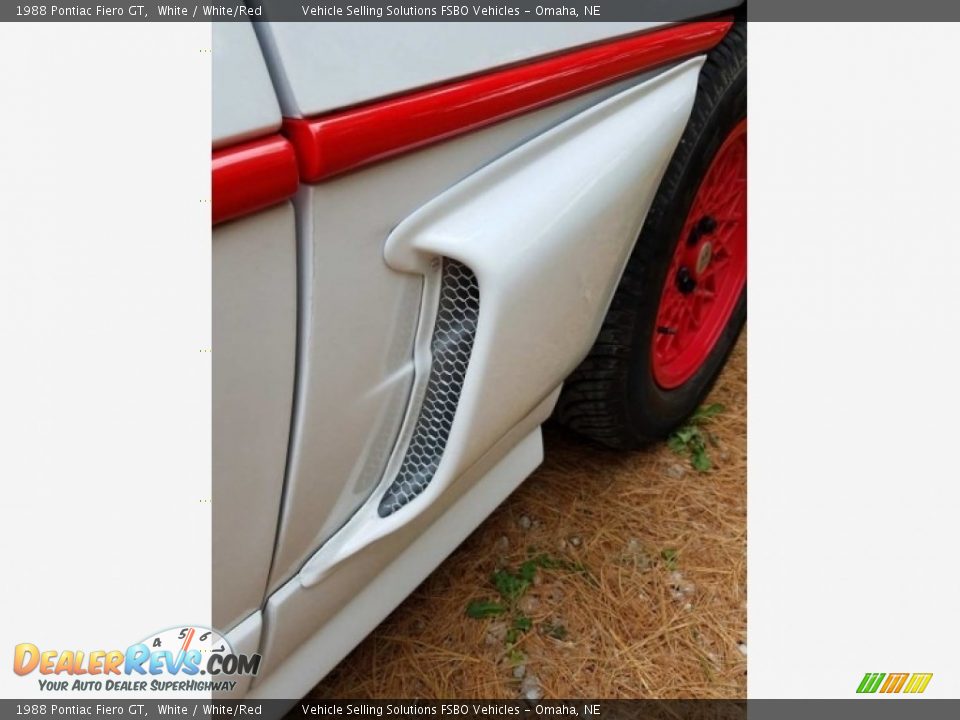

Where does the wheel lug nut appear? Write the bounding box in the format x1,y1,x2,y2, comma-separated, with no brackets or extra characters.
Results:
698,215,717,234
676,267,696,295
687,215,717,246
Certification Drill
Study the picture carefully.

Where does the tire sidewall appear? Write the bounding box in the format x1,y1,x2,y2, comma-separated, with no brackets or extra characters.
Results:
625,61,747,440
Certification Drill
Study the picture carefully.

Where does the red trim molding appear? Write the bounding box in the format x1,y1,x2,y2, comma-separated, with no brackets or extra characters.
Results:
283,21,732,183
212,135,299,225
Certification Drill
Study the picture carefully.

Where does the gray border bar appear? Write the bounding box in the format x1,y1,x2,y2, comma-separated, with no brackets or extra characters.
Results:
2,0,741,23
5,1,960,21
2,700,959,719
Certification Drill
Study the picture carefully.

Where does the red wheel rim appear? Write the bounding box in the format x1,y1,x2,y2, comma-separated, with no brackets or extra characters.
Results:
651,118,747,390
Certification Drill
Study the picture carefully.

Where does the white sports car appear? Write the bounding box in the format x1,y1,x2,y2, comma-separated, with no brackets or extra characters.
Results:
211,16,746,698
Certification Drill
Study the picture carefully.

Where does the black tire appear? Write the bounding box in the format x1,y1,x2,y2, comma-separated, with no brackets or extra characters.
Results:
554,22,747,449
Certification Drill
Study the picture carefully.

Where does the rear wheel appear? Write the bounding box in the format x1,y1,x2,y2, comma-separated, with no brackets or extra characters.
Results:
554,22,746,448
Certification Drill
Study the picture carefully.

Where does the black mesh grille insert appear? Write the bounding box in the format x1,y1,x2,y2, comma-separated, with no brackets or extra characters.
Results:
378,259,480,517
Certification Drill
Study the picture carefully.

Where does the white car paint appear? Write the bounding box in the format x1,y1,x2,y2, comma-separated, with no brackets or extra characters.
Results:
212,22,281,149
254,22,666,117
213,203,296,634
297,57,703,589
266,69,671,594
253,59,702,694
211,23,294,659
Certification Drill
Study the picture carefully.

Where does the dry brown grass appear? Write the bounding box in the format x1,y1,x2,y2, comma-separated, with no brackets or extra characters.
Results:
312,333,746,699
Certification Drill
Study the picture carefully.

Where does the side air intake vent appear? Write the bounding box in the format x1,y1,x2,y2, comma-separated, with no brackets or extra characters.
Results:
378,259,480,517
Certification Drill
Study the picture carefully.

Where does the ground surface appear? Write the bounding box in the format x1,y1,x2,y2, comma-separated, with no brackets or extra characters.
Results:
311,333,746,699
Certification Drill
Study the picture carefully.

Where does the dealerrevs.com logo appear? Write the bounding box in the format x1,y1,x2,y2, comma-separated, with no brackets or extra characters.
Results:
13,626,260,693
856,672,933,695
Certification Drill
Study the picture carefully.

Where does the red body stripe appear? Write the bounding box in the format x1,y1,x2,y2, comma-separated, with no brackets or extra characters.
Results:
211,135,299,225
283,21,732,183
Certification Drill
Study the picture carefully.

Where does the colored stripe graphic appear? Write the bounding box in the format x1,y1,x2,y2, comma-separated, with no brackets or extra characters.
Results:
283,20,733,182
857,672,932,694
904,673,933,694
879,673,908,693
856,673,885,694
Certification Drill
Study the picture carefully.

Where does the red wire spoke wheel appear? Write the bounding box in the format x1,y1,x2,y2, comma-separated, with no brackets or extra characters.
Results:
652,118,747,389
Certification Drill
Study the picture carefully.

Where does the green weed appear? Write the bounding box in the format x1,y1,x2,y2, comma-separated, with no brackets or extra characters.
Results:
667,403,725,472
465,600,505,619
660,548,679,571
466,552,587,654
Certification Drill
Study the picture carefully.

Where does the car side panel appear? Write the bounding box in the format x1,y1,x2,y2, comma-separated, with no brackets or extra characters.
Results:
213,203,296,633
266,71,666,592
253,59,702,692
